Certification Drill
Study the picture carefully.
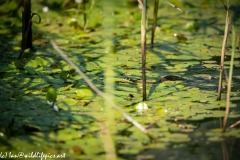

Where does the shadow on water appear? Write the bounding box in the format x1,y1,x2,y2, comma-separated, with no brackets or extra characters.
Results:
136,138,240,160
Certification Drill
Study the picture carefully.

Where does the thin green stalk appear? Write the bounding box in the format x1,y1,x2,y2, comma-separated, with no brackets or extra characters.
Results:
223,25,235,132
141,0,147,101
84,0,95,31
82,0,87,28
101,1,117,158
151,0,159,48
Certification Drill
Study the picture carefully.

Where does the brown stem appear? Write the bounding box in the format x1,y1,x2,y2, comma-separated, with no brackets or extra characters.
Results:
19,0,32,59
217,10,230,100
141,0,147,101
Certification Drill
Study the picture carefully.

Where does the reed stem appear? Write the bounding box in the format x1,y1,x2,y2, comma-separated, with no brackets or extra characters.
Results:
141,0,147,101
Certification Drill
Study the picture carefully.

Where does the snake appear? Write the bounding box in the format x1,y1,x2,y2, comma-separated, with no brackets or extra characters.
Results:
120,75,186,84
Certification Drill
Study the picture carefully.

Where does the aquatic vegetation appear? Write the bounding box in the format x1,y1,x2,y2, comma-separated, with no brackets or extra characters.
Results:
0,0,239,159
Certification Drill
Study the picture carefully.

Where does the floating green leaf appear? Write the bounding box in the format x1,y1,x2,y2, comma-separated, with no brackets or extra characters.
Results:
14,60,26,69
48,78,65,84
25,66,36,74
35,57,47,67
75,87,94,99
60,70,69,81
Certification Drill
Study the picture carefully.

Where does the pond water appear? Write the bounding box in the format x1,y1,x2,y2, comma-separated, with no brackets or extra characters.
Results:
0,0,240,159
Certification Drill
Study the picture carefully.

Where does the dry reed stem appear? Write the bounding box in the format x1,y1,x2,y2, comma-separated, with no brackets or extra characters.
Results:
217,6,230,101
229,120,240,128
223,25,236,132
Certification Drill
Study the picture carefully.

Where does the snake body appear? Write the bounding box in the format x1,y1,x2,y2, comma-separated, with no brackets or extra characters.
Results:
121,75,186,84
